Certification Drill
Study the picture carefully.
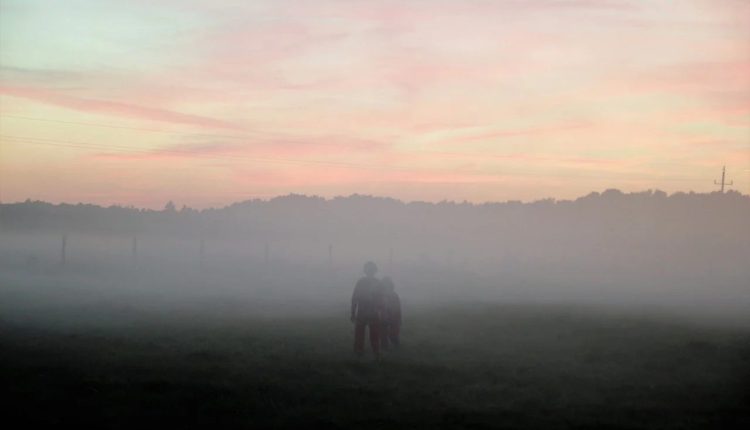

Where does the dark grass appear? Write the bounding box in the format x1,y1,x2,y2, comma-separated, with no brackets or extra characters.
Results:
2,305,749,429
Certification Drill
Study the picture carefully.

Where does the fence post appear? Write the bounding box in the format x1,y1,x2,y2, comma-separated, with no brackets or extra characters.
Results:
61,234,67,266
131,235,138,265
199,238,206,265
388,246,393,274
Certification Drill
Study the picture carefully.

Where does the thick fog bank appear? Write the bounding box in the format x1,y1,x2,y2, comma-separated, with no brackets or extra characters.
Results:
1,189,748,327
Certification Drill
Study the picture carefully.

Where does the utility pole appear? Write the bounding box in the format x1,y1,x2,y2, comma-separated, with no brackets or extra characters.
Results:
714,166,733,193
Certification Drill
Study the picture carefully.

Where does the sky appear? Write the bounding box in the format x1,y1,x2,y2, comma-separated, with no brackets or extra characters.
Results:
0,0,748,208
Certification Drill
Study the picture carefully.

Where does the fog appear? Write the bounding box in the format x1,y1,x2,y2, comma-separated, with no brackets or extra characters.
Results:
1,189,748,330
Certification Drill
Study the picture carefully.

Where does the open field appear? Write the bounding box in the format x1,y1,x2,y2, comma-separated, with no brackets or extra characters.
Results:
2,297,749,429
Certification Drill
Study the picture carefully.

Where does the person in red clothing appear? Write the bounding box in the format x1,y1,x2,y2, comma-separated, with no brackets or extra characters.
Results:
380,276,401,350
350,261,383,358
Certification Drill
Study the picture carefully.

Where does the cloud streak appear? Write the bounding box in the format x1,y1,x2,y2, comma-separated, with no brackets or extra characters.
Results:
0,86,242,130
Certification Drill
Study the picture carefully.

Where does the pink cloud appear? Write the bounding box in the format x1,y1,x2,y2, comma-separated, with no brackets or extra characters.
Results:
593,59,749,108
595,59,750,125
0,86,242,130
458,122,592,143
229,161,505,191
89,134,390,163
637,60,750,94
389,149,631,170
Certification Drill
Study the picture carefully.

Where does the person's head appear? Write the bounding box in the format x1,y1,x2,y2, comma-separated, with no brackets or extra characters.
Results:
363,261,378,277
382,276,394,293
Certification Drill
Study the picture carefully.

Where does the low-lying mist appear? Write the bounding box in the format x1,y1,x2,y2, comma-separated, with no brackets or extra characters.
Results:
1,189,749,329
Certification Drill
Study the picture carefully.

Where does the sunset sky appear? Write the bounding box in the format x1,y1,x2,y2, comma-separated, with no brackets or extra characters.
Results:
1,0,748,208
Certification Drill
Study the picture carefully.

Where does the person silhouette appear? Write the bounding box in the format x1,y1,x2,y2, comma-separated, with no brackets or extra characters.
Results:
350,261,383,358
379,276,401,350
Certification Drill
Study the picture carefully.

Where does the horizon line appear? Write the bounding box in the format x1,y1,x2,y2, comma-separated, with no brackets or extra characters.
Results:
2,188,747,212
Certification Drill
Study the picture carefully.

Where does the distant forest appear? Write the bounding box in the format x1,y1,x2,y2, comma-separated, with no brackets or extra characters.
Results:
2,189,747,241
2,189,748,293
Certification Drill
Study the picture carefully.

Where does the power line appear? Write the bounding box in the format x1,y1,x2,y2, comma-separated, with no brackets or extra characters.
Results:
8,114,714,184
0,134,398,171
1,114,197,134
0,114,382,151
0,114,502,163
0,114,274,139
0,134,490,175
0,135,708,185
0,114,531,163
0,113,612,165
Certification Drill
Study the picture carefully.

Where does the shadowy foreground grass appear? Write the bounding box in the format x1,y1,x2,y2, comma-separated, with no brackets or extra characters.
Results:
2,305,749,429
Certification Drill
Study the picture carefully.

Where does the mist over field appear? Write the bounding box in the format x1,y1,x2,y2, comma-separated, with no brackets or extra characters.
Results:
1,189,749,326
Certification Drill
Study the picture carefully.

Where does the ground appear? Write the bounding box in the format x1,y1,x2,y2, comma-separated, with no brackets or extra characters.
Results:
2,304,749,429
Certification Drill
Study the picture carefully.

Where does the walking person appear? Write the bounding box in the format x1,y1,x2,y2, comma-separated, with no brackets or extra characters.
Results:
380,276,401,350
351,261,383,359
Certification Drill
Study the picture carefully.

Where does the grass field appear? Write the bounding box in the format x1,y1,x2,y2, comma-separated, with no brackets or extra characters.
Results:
2,303,749,429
